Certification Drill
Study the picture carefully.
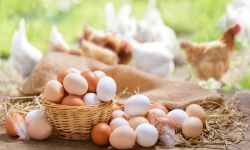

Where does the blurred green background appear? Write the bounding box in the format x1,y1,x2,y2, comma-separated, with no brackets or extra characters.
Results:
0,0,231,58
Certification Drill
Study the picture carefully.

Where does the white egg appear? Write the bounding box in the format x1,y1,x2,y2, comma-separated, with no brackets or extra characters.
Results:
25,109,45,125
63,73,88,95
109,117,130,131
83,93,101,105
93,70,106,79
167,109,189,129
124,94,150,116
96,76,117,101
135,123,158,147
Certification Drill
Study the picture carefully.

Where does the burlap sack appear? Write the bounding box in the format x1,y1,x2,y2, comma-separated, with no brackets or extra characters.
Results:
21,52,223,109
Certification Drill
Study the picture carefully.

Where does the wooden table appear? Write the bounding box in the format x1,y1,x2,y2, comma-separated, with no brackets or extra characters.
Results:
1,91,249,150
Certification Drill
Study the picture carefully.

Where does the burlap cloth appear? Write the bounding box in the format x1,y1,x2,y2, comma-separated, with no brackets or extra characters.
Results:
21,52,223,109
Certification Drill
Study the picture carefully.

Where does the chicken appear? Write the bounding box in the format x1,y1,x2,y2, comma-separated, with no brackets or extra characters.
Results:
180,24,241,80
11,19,43,78
79,25,132,64
49,26,70,53
130,40,174,77
220,1,250,46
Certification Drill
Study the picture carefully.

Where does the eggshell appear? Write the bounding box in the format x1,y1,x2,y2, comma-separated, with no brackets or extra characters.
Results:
81,70,99,92
27,118,53,140
96,76,116,101
186,104,206,123
135,123,158,147
91,123,111,146
83,93,101,105
63,73,88,95
57,68,80,83
25,109,45,125
61,95,84,106
167,109,189,130
5,113,24,137
150,103,168,113
109,126,136,149
124,94,150,116
146,108,167,124
111,110,128,121
44,80,65,103
109,118,129,131
128,116,149,130
93,70,106,79
112,103,121,112
182,117,203,138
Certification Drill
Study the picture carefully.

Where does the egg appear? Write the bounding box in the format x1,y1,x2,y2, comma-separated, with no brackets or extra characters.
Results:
150,103,168,113
81,70,99,92
167,109,189,129
109,126,136,149
124,94,150,116
25,109,45,125
156,117,176,130
128,116,149,130
146,108,167,124
83,93,101,105
57,68,80,83
27,118,53,140
109,118,129,131
44,80,65,103
111,110,129,120
4,113,28,140
112,103,121,112
182,117,203,138
91,123,111,146
93,70,106,79
63,73,88,95
96,76,116,101
186,104,206,123
135,123,158,147
61,95,84,106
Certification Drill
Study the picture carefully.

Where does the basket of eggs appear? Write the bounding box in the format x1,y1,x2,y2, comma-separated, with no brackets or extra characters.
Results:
41,68,117,140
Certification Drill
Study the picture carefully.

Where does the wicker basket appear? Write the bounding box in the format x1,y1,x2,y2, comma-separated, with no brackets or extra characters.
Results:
41,94,115,140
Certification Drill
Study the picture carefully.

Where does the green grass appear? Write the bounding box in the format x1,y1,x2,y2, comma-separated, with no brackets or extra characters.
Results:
0,0,232,58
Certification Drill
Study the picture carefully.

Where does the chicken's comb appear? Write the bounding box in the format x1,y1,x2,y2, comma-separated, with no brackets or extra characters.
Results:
233,23,241,35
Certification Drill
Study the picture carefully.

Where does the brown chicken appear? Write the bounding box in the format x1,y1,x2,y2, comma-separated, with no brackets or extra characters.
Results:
180,24,241,80
79,25,132,64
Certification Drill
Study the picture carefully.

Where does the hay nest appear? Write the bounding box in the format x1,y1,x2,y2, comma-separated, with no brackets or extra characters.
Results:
0,95,249,149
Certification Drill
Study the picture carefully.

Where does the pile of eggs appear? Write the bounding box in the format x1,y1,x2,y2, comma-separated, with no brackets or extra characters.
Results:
90,94,207,149
5,109,53,140
44,68,117,106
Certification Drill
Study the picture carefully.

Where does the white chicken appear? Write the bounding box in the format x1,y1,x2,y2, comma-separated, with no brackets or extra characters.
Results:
130,40,174,77
49,26,70,52
11,19,43,78
105,2,137,38
220,0,250,46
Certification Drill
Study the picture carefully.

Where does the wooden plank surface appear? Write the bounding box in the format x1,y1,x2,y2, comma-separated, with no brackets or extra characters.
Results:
0,91,249,150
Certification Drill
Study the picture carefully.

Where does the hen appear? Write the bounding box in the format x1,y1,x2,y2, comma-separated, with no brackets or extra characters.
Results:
180,24,240,80
11,19,43,78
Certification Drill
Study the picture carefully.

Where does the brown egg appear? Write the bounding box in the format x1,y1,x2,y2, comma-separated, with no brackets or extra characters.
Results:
150,103,168,113
155,117,176,136
5,113,25,137
146,108,167,125
111,110,129,121
81,70,99,93
27,118,53,140
57,68,80,83
63,73,88,95
61,95,84,106
182,117,203,138
112,103,121,112
128,116,149,130
186,104,206,123
44,80,65,103
91,123,111,146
